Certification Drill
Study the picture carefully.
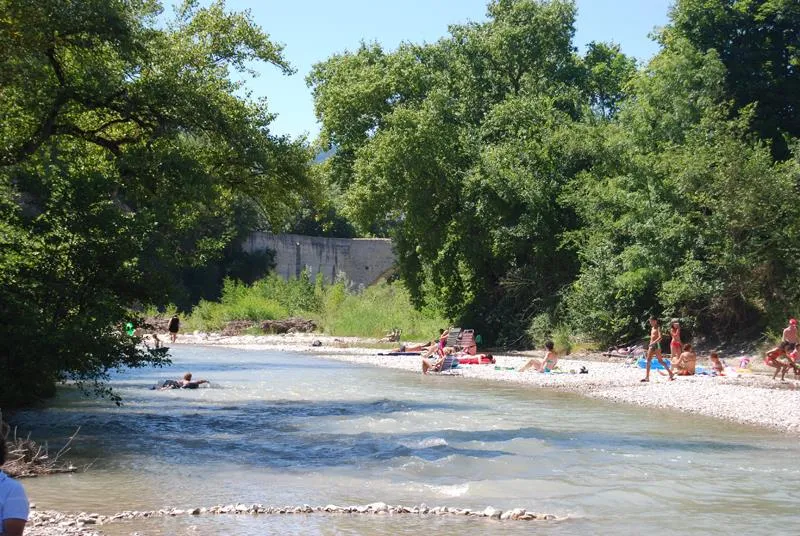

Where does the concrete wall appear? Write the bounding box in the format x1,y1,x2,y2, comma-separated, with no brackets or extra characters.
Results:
242,232,396,287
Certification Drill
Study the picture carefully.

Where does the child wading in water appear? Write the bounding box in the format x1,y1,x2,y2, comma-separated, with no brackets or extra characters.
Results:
641,317,674,382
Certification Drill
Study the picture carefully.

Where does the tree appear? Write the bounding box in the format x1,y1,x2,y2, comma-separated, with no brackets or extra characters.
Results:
310,0,585,343
563,35,800,343
582,41,638,119
0,0,309,406
668,0,800,158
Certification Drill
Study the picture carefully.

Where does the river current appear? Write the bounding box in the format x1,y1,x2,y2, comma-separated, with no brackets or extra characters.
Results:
15,346,800,535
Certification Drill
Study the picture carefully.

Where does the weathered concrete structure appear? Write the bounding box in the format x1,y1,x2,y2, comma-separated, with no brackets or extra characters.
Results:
243,232,395,287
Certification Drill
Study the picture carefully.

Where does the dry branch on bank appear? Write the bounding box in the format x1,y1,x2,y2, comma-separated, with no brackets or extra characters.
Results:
2,419,79,478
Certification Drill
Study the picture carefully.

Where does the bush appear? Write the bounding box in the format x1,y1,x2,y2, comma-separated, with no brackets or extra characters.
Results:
180,275,445,340
552,324,573,355
527,313,553,348
321,281,445,340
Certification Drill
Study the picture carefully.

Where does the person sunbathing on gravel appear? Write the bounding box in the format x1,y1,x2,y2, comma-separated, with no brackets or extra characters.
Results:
390,341,434,353
519,341,558,373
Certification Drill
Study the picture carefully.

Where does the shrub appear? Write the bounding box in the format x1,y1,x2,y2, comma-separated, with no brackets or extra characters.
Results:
527,313,553,348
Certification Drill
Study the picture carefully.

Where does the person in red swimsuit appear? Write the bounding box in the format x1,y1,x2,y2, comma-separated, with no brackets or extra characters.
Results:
457,354,495,365
764,342,792,380
670,321,682,361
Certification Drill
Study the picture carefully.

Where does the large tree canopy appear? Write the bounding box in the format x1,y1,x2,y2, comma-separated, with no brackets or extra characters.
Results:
309,0,636,343
0,0,309,406
668,0,800,159
310,0,800,347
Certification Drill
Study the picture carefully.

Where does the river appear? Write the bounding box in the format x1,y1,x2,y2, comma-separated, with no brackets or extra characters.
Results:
16,346,800,535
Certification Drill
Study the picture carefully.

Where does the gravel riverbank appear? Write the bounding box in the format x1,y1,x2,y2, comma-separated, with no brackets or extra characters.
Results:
173,331,800,433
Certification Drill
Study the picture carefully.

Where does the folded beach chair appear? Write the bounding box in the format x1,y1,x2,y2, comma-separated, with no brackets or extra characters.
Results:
458,329,476,355
445,327,462,349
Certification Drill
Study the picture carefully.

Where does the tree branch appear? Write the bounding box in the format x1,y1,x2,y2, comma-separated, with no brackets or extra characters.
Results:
0,47,69,167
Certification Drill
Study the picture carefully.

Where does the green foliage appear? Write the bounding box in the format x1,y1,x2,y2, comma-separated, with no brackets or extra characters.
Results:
181,276,445,341
0,0,308,406
283,163,356,238
309,0,595,343
320,281,446,340
526,314,571,354
582,41,638,119
309,0,800,349
563,34,800,344
667,0,800,158
551,324,573,356
526,313,553,348
185,274,321,331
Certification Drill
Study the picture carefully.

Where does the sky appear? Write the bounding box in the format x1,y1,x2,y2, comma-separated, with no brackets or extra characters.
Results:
220,0,673,140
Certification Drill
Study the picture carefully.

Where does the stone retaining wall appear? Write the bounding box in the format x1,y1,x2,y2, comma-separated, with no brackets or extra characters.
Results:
242,232,395,287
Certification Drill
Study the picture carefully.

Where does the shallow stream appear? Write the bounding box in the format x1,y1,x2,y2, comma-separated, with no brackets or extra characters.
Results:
16,346,800,535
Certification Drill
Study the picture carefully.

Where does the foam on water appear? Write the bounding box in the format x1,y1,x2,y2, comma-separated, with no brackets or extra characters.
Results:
423,483,470,497
16,346,800,535
400,437,449,449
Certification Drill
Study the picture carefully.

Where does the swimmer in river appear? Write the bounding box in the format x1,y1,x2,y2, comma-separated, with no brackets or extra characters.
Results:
155,372,209,390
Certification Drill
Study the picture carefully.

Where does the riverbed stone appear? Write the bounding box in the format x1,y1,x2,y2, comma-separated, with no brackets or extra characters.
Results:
482,506,503,519
366,502,388,513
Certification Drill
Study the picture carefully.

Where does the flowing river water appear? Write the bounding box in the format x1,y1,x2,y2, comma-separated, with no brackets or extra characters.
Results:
15,346,800,535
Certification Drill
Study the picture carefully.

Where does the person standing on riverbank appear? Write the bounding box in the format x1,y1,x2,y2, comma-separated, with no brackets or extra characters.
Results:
641,317,674,382
0,438,29,536
168,315,180,344
782,318,797,351
669,321,682,360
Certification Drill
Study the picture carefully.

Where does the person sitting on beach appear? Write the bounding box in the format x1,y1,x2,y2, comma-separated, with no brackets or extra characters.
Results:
709,352,725,375
764,342,793,380
673,344,696,376
157,372,209,390
379,327,401,343
519,341,558,373
422,347,457,374
641,317,675,382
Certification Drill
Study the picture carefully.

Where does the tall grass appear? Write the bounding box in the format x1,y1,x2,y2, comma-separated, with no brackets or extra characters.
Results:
171,273,445,340
320,281,444,340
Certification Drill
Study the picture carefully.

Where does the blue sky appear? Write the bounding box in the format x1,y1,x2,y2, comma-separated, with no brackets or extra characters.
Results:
221,0,673,140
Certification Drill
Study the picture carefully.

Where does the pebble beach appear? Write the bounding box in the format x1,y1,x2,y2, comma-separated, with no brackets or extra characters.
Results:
174,331,800,434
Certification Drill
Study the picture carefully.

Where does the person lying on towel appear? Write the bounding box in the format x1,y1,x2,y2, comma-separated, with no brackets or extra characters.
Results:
456,354,495,365
390,341,435,353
